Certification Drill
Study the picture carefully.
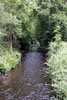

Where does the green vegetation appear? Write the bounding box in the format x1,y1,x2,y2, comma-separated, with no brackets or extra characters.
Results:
36,0,67,99
36,0,67,49
0,50,21,73
0,0,37,73
47,36,67,100
0,0,67,99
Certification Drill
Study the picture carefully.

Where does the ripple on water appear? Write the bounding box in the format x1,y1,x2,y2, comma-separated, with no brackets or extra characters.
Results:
0,49,55,100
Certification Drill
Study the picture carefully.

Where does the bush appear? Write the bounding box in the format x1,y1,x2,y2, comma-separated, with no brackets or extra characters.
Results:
47,41,67,100
0,51,21,73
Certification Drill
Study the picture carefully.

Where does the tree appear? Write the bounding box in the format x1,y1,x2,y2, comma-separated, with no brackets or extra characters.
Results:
0,3,21,53
36,0,67,49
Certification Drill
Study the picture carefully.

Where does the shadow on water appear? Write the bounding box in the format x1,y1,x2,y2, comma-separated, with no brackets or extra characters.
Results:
0,46,55,100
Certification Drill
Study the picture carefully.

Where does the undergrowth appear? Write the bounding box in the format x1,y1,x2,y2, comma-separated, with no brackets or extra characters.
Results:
0,41,21,73
47,34,67,100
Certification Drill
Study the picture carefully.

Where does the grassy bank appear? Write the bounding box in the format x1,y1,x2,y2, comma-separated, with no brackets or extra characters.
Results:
47,41,67,100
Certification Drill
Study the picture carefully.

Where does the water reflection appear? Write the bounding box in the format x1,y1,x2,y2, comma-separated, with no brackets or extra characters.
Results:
0,47,55,100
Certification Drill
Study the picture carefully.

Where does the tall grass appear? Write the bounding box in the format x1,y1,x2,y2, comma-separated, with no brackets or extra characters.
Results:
47,41,67,100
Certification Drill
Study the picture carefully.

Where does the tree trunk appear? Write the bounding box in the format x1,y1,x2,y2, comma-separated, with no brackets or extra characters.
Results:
8,35,12,54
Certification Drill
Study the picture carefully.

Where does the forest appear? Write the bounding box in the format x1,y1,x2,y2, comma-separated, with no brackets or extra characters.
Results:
0,0,67,100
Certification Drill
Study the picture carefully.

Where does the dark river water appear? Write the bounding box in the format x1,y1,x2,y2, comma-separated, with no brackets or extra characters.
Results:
0,47,55,100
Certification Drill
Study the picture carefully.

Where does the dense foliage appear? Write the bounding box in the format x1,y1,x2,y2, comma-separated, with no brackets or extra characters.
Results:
36,0,67,49
36,0,67,99
0,0,67,99
0,0,37,73
0,51,21,73
47,36,67,100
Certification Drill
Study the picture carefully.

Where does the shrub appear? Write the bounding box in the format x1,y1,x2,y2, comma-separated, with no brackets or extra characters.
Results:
47,41,67,100
0,51,21,73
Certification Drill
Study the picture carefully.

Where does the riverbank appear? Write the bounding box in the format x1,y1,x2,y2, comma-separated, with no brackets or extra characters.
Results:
0,46,55,100
47,41,67,100
0,50,21,74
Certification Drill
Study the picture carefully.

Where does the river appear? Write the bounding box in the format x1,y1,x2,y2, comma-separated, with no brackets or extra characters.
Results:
0,46,55,100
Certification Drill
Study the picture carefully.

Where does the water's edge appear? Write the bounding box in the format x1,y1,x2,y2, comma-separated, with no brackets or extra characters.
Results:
0,47,55,100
